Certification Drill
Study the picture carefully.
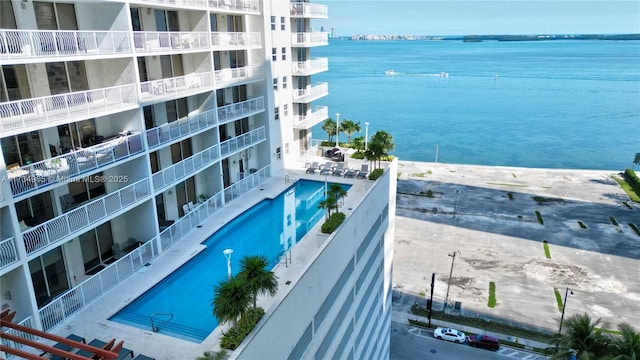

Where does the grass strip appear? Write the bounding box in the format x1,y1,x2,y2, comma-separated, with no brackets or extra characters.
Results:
535,210,544,225
413,173,426,178
554,288,563,313
410,304,553,343
629,223,640,237
486,182,528,187
532,196,564,204
612,176,640,202
609,216,619,226
543,241,551,259
488,282,497,308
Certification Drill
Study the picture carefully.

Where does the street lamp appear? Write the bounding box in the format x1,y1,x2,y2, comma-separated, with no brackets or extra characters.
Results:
443,250,461,310
223,248,234,280
453,189,461,219
555,287,574,352
335,113,340,147
364,122,370,150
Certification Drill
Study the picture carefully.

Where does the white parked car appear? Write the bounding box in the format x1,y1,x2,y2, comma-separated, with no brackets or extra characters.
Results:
433,327,466,343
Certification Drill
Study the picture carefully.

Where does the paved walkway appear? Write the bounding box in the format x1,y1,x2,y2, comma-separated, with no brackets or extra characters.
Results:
393,161,639,333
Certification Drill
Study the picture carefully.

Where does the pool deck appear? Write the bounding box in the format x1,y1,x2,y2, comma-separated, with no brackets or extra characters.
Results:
44,161,375,359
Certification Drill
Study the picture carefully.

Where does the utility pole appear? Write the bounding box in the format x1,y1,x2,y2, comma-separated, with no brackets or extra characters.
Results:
444,251,460,310
428,273,435,327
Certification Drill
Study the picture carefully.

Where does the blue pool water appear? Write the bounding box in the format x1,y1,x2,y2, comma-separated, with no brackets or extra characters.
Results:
110,180,350,342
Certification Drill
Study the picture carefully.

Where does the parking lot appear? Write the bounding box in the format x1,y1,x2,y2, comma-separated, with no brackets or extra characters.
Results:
392,161,640,333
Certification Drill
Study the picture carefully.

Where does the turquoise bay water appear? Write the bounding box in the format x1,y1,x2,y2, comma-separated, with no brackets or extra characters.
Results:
111,180,348,342
312,40,640,170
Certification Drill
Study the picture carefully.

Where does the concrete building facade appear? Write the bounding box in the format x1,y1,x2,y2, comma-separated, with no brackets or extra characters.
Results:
0,1,394,358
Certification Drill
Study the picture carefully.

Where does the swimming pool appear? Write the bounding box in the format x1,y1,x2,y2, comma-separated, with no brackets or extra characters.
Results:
110,180,349,342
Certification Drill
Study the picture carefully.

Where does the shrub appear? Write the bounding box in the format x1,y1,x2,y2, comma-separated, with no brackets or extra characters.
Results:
543,241,551,259
369,168,384,180
578,221,587,229
321,212,346,234
629,223,640,237
426,190,433,198
554,288,563,312
351,152,365,159
507,192,514,200
220,307,265,350
488,281,497,308
535,210,544,225
623,168,640,195
609,216,619,226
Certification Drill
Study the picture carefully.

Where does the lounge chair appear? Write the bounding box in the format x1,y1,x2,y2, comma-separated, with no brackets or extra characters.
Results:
305,162,320,174
332,163,345,176
182,204,190,214
76,338,133,360
344,167,359,178
320,162,334,175
50,334,86,360
187,201,196,212
356,164,370,179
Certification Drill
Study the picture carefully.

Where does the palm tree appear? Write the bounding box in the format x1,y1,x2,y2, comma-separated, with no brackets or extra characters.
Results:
367,130,395,169
550,313,610,360
328,184,347,210
318,196,337,219
610,323,640,360
321,118,337,143
340,119,361,145
211,276,251,328
351,136,365,153
365,141,385,169
238,255,278,310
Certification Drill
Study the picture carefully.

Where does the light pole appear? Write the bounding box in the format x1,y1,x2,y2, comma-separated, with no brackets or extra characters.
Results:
364,122,370,150
223,248,234,280
555,287,574,353
443,250,461,310
453,189,461,219
335,113,340,147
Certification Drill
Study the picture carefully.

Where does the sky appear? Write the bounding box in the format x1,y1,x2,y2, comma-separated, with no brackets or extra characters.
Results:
315,1,640,36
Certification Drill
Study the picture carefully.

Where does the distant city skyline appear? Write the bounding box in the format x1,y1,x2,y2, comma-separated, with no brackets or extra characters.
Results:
315,1,640,36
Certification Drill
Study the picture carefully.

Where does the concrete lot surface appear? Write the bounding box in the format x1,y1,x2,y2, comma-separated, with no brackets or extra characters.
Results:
393,161,640,332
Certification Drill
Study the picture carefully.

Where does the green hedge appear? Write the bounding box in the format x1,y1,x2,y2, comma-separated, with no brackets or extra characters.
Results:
220,307,265,350
488,282,497,308
321,212,346,234
624,168,640,195
369,168,384,181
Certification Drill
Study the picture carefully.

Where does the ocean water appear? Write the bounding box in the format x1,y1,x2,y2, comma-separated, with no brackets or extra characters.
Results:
311,40,640,170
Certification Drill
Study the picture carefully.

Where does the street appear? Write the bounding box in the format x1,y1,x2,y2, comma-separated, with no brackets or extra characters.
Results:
390,322,548,360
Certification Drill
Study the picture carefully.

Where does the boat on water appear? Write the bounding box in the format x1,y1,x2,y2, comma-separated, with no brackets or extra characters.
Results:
384,70,397,76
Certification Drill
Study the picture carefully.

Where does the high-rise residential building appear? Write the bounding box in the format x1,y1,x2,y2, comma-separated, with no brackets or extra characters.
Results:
0,1,394,359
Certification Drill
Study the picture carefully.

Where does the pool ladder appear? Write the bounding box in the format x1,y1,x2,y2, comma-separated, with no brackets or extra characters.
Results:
150,313,173,332
285,173,298,183
274,249,292,268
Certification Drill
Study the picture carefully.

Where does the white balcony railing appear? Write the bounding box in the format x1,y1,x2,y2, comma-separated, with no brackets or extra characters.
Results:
214,65,262,88
152,144,220,192
293,82,329,103
39,241,156,331
217,97,265,125
0,84,138,135
290,2,329,18
292,58,329,76
223,165,270,203
7,132,144,197
207,0,260,14
0,237,18,269
291,32,329,47
210,32,261,50
160,164,269,250
22,179,151,256
293,106,328,129
0,30,131,61
146,109,217,150
140,72,214,101
220,126,266,158
133,31,210,53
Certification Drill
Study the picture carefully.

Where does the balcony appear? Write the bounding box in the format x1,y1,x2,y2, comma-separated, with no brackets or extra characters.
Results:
293,82,329,103
0,237,18,270
0,84,138,137
140,72,214,102
207,0,260,14
291,32,329,47
214,65,262,89
7,132,144,198
22,179,151,254
290,2,329,18
0,30,131,63
133,31,210,54
219,126,266,158
293,106,328,129
217,97,265,125
147,109,217,150
223,165,269,203
152,144,220,192
210,32,261,51
292,58,329,76
22,179,151,256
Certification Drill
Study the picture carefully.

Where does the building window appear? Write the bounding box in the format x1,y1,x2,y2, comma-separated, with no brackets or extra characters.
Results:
281,47,286,61
273,78,278,90
274,107,279,121
281,16,286,30
272,47,277,61
283,103,288,116
282,76,287,89
270,16,276,30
